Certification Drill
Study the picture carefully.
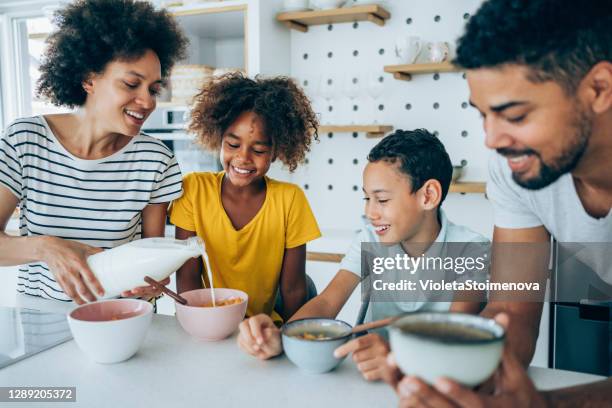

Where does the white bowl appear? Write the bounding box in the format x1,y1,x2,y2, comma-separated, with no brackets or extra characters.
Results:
310,0,346,9
389,313,505,386
67,299,153,364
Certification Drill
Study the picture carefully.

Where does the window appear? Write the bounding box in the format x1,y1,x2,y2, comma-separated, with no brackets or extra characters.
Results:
14,16,70,117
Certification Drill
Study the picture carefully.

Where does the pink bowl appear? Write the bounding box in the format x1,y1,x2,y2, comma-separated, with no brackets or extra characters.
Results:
175,288,248,341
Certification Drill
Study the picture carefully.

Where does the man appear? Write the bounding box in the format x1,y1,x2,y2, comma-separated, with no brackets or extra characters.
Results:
390,0,612,406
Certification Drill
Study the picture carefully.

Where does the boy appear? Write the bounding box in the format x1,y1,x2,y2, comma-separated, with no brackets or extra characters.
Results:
238,129,489,381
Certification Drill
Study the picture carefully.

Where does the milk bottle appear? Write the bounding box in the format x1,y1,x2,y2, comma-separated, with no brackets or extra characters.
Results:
86,237,204,299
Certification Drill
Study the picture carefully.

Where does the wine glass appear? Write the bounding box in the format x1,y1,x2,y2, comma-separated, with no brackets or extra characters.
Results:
365,71,386,123
342,72,365,124
300,74,318,102
319,74,339,102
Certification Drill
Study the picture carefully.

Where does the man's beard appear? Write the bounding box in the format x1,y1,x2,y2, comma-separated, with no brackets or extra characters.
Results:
498,107,592,190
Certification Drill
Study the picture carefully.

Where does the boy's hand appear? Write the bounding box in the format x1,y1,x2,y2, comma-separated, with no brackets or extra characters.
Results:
334,333,390,381
237,314,282,360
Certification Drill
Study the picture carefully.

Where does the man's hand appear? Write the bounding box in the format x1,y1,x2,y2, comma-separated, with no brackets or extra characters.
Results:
387,314,549,407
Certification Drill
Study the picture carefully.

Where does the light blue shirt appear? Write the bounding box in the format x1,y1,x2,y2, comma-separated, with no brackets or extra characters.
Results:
339,210,490,337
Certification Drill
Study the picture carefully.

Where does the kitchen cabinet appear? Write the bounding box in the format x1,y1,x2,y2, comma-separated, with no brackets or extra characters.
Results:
166,0,290,84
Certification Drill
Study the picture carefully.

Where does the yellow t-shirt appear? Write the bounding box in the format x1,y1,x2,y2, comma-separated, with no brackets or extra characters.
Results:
169,171,321,322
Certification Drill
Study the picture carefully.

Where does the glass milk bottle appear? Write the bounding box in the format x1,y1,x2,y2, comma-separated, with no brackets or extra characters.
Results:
86,237,204,299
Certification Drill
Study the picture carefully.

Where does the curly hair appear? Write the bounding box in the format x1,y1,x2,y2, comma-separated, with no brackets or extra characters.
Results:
37,0,188,107
367,129,453,205
454,0,612,94
188,72,319,172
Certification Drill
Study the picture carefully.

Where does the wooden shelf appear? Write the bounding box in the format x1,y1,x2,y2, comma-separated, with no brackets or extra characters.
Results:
384,62,460,81
307,251,344,263
449,182,486,194
277,5,390,33
319,125,393,138
169,3,247,18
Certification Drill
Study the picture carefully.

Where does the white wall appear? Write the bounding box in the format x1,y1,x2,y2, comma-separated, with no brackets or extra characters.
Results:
215,37,245,69
268,0,493,237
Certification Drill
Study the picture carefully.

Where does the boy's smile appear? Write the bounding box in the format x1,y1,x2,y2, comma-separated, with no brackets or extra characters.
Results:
372,223,391,236
363,161,433,245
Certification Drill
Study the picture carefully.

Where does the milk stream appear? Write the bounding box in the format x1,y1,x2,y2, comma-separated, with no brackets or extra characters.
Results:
199,246,216,307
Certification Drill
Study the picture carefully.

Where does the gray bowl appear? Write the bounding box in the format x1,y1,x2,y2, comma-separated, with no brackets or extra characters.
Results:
389,313,505,386
281,318,352,374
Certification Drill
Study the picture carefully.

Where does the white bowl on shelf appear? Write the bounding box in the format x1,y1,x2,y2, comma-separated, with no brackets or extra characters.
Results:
282,0,310,12
310,0,346,9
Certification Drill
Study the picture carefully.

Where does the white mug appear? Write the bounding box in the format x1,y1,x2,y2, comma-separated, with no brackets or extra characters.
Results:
283,0,309,11
394,36,422,64
427,42,450,63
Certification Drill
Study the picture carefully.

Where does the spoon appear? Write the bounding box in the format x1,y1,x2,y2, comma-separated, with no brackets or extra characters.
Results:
350,315,400,335
144,276,188,305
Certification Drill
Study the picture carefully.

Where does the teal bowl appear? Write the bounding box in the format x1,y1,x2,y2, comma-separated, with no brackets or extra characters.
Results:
281,318,352,374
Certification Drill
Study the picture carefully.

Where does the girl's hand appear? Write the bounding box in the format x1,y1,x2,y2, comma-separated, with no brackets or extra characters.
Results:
40,236,105,304
237,314,282,359
334,333,391,381
121,277,171,300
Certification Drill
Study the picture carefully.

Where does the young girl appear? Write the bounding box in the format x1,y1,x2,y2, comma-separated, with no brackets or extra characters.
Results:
170,73,320,323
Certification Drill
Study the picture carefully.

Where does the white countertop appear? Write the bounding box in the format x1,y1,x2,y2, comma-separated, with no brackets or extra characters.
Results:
0,296,606,407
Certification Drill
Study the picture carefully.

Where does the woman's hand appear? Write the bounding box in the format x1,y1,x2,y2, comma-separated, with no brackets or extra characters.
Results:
237,314,283,359
334,333,391,381
39,236,105,304
121,277,170,300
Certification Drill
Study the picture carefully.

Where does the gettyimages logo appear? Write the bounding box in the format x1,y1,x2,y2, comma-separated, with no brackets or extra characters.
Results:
360,242,561,303
371,253,487,275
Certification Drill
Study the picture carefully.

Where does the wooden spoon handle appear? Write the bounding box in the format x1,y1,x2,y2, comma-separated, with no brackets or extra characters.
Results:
351,316,398,334
144,276,188,305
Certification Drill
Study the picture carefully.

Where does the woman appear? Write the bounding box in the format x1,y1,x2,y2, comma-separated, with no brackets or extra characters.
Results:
0,0,188,304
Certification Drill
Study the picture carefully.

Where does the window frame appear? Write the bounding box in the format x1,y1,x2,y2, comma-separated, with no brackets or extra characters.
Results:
0,1,59,125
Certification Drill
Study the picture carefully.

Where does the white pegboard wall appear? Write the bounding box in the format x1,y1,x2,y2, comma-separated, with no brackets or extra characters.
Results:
268,0,494,238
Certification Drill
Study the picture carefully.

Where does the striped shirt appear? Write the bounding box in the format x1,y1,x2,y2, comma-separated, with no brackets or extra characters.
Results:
0,116,183,301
